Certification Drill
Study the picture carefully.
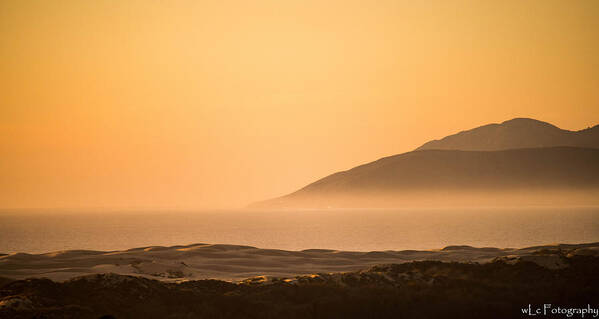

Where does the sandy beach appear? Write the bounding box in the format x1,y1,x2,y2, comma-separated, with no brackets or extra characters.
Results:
2,242,598,282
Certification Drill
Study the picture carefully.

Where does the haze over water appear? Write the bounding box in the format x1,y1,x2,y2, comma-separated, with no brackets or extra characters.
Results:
2,207,598,254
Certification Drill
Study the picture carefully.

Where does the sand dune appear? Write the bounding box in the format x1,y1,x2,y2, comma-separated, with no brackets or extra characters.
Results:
2,242,598,282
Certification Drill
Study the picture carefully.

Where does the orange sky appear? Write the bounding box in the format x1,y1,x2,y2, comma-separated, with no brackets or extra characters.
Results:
1,0,599,209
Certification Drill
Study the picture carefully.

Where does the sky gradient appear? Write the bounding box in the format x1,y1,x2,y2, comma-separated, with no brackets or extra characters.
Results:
1,0,598,209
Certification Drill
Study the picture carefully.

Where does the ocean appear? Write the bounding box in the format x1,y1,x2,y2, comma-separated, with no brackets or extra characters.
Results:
1,206,598,253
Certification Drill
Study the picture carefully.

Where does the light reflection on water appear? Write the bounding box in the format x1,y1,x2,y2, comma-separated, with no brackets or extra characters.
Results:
1,207,598,253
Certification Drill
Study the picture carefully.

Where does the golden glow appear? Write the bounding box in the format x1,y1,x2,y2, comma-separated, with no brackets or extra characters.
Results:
1,0,599,209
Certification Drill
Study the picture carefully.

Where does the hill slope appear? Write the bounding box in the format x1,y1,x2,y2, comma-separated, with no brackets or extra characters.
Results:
256,147,599,208
417,118,599,151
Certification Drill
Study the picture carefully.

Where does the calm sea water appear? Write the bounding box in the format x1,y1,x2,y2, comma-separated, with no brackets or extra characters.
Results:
1,207,598,254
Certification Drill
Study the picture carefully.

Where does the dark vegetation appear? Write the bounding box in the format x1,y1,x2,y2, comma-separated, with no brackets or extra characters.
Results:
1,255,598,319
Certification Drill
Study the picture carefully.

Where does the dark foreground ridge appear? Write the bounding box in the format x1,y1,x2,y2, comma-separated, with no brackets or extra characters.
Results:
1,253,598,319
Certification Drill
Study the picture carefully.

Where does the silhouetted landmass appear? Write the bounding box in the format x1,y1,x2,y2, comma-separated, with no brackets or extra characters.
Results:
417,118,599,151
299,147,599,191
255,147,599,208
1,252,598,319
254,118,599,208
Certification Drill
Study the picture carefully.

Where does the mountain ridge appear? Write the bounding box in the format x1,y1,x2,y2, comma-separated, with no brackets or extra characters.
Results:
290,146,599,193
416,117,599,151
254,118,599,208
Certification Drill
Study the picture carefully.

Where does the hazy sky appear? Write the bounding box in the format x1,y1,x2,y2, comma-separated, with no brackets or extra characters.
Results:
1,0,598,209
